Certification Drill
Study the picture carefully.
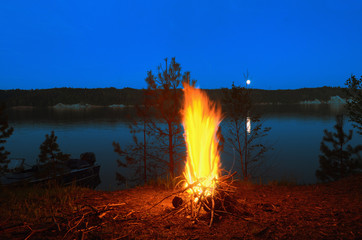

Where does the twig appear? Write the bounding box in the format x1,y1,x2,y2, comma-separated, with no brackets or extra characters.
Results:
209,197,215,227
126,210,135,218
63,214,85,240
24,225,48,240
161,202,189,219
218,172,237,182
98,210,110,219
107,203,126,207
83,204,99,213
195,197,203,218
101,203,126,210
52,215,61,232
0,222,25,232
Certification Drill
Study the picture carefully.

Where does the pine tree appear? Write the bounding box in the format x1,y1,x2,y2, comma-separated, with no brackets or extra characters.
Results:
114,58,196,185
0,104,14,174
345,74,362,135
38,131,70,177
144,57,195,178
223,81,271,181
113,95,161,185
316,115,362,182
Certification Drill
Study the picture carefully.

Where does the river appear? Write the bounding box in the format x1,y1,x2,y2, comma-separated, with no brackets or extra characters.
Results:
4,104,361,190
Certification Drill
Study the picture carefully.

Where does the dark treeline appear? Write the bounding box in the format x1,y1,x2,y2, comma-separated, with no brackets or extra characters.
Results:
0,86,347,107
0,87,142,107
207,86,348,105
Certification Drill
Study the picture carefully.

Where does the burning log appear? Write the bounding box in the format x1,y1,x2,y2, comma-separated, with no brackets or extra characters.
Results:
172,196,183,208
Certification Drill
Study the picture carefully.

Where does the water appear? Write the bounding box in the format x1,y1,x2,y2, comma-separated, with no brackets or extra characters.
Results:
4,104,361,190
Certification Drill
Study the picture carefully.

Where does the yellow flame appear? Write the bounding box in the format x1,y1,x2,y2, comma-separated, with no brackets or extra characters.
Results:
182,83,222,196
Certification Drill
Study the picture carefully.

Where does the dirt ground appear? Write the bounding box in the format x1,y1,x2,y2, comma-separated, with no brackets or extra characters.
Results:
1,174,361,239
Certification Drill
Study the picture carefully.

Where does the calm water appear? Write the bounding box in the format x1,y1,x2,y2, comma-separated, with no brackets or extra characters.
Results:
4,104,361,190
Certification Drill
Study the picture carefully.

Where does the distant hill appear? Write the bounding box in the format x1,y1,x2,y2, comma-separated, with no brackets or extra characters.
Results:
0,87,348,107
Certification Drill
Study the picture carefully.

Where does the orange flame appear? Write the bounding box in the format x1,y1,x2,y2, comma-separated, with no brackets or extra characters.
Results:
182,83,222,196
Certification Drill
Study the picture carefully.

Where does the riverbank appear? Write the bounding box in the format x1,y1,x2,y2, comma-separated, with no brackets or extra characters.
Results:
8,94,348,111
0,174,360,239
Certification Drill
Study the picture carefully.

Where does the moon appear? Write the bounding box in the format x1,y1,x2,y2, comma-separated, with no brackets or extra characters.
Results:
246,79,251,85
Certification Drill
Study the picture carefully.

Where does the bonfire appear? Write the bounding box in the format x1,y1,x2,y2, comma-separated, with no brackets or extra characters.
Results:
162,83,237,227
182,82,222,198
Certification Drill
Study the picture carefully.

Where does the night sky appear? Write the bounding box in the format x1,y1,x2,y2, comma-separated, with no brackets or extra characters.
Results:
1,0,361,90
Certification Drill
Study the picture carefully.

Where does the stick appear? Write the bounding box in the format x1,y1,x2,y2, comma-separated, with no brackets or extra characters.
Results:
0,222,25,232
195,196,204,218
161,202,188,219
52,215,61,232
209,197,215,227
63,214,85,240
218,172,237,182
24,225,48,240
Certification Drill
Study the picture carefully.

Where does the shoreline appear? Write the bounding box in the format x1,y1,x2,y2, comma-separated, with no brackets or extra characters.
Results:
8,99,347,110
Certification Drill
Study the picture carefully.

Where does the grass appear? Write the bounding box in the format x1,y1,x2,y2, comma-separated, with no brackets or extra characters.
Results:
145,174,180,189
0,182,89,225
267,177,298,186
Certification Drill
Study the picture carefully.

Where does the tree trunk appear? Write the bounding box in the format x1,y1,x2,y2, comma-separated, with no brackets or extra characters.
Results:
244,118,248,181
339,142,344,178
143,121,147,184
235,121,245,180
168,122,174,178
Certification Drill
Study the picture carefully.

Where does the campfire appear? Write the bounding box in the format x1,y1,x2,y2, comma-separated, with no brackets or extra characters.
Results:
182,82,222,198
167,83,237,226
150,83,237,226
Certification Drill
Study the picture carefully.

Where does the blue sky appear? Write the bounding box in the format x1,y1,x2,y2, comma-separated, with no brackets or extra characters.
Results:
0,0,361,90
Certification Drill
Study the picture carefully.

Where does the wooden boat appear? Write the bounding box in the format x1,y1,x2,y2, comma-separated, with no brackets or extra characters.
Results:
0,152,101,188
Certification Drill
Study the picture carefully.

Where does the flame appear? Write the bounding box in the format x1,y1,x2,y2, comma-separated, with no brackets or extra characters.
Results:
182,83,222,196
